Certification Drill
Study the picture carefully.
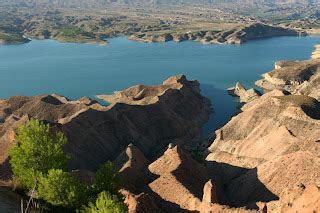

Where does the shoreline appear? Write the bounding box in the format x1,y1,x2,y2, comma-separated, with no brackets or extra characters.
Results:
4,33,317,46
1,23,310,46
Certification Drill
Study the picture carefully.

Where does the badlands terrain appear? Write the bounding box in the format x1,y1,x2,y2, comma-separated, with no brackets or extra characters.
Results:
0,45,319,212
0,1,319,212
0,0,319,45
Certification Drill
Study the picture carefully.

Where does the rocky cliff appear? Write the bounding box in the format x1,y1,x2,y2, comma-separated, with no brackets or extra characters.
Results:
0,75,212,174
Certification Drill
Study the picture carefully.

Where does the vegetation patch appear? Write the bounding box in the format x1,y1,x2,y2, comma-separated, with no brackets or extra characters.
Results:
54,26,103,43
0,32,29,44
9,120,127,212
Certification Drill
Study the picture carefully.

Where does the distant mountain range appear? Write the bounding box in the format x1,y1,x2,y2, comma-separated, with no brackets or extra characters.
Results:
1,0,318,8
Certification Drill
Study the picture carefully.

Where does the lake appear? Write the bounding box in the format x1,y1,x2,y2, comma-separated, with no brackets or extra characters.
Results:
0,36,319,135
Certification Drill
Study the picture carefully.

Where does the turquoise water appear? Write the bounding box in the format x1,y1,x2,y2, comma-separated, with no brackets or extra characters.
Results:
0,36,319,135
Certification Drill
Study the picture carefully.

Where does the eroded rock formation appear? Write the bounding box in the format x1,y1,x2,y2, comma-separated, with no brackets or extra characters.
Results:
0,59,319,212
0,75,212,174
206,88,320,211
256,47,320,100
117,145,253,213
228,82,261,103
147,146,209,212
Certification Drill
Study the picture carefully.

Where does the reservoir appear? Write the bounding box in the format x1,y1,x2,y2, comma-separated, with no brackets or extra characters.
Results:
0,36,319,134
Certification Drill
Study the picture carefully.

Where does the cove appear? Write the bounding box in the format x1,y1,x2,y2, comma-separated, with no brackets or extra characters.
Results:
0,36,319,136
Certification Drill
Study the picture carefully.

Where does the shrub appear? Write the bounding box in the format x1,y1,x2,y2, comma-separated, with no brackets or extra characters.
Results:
80,191,127,213
10,119,68,189
38,169,88,208
92,162,121,195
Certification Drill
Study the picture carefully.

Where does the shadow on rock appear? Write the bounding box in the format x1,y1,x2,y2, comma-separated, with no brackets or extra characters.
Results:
0,158,12,180
170,147,209,200
206,161,279,209
145,185,199,213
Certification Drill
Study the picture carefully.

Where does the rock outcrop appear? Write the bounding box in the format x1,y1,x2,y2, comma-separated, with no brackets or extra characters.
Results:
119,145,250,213
147,146,210,212
114,144,150,192
121,189,161,213
256,47,320,101
202,180,217,205
228,82,261,103
129,23,299,45
206,89,320,209
204,45,320,212
0,75,212,173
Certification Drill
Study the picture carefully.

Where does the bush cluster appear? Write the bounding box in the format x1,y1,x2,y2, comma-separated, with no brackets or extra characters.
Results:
9,119,127,212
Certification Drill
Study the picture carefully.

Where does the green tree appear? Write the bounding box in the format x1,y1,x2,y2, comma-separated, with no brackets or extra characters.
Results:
92,162,121,195
38,169,88,208
9,119,68,189
80,191,127,213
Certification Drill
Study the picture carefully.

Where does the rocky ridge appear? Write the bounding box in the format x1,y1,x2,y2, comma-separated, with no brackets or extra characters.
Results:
0,47,320,212
0,75,212,174
113,61,320,212
204,45,320,212
207,89,320,205
129,23,300,45
116,144,256,213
